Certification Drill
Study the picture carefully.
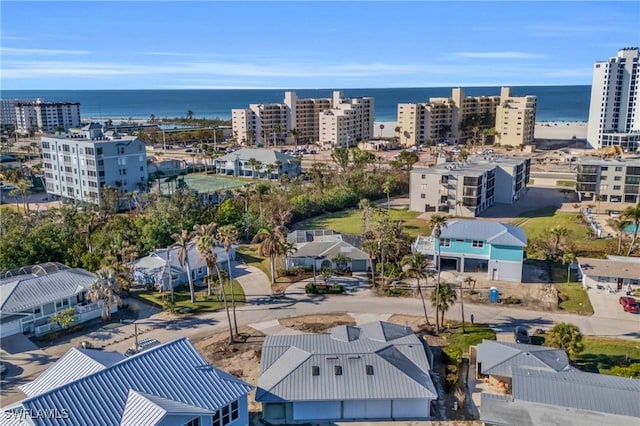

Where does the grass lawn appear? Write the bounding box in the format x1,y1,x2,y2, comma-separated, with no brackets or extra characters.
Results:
293,208,427,238
236,244,272,279
442,322,496,364
513,208,610,257
555,283,594,315
573,337,640,376
556,180,576,188
135,281,245,314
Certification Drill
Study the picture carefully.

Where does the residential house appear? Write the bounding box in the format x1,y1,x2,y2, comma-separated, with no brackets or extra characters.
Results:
256,321,437,423
480,367,640,426
286,230,371,273
577,255,640,291
3,338,252,426
413,220,527,282
214,148,301,179
0,263,116,338
409,156,530,216
475,340,573,391
132,242,234,290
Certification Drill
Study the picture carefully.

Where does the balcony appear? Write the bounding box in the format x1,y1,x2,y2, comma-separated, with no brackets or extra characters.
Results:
413,236,435,254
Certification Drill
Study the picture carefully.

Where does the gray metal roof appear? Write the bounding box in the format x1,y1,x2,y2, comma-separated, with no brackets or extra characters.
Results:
0,269,96,314
578,256,640,280
256,321,437,403
437,220,527,247
290,240,370,261
120,390,216,426
20,348,125,397
512,367,640,418
10,338,252,426
216,148,295,165
477,340,571,378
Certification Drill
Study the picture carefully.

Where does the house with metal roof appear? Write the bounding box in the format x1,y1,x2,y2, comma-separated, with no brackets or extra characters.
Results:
2,337,252,426
0,263,116,338
413,220,527,282
577,255,640,291
256,321,437,423
480,367,640,426
214,148,301,179
475,340,573,391
286,230,371,273
132,242,234,291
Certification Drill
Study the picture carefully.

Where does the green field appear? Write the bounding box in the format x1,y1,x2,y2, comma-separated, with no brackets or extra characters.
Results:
513,208,609,257
555,283,594,315
135,281,245,314
293,208,427,237
573,337,640,377
442,322,496,364
556,180,576,188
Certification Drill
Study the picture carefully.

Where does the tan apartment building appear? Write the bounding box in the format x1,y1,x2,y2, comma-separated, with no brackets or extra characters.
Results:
232,91,370,148
396,88,536,148
495,87,536,146
409,156,531,217
319,91,374,147
575,157,640,203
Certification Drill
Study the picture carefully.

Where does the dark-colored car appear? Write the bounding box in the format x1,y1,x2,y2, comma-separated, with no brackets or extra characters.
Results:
619,296,639,313
514,326,531,344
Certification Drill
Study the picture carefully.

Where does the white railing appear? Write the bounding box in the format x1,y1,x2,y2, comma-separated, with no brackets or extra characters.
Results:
34,302,105,336
413,236,435,253
75,301,102,314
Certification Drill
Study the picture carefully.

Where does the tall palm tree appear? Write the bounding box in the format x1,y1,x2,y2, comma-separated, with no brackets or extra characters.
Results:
247,157,261,178
88,269,121,320
217,224,239,334
607,217,631,255
379,123,385,138
401,253,431,326
289,128,298,146
430,282,457,328
172,229,196,303
186,110,194,121
382,176,395,211
549,225,570,254
253,224,287,285
623,203,640,256
429,214,448,334
562,252,577,284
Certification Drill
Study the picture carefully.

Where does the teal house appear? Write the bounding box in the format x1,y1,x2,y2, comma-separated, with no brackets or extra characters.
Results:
413,220,527,282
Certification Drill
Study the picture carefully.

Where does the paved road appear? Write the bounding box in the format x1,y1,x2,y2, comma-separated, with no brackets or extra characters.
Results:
2,267,639,408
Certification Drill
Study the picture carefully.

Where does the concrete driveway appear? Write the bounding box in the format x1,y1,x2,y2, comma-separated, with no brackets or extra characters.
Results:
587,287,639,321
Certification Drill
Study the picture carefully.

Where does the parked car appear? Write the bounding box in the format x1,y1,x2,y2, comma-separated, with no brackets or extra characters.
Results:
619,296,639,313
514,326,531,344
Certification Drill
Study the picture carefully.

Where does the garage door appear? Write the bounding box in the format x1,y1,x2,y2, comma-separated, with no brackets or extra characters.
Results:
343,400,391,419
0,319,21,339
393,399,430,419
351,259,368,272
293,401,340,420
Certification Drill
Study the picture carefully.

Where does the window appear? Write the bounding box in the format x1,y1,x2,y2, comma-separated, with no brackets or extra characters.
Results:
55,299,69,309
334,365,343,376
614,176,622,181
231,400,239,421
440,238,451,247
183,418,199,426
366,365,374,375
472,240,484,248
614,185,621,190
312,366,320,376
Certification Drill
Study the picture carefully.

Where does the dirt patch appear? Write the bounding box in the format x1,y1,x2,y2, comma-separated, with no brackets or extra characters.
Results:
279,313,355,333
194,326,265,413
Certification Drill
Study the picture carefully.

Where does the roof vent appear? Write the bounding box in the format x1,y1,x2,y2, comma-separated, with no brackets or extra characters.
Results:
334,365,343,376
325,356,339,360
366,365,374,375
347,355,361,360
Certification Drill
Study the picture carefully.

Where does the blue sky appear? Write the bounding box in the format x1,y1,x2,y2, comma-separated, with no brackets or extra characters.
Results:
1,1,639,90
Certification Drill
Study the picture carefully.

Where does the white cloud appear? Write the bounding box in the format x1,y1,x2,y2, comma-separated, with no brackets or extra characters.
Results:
1,47,90,55
450,51,546,59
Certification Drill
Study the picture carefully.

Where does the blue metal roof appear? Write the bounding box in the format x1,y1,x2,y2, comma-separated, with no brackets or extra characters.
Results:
437,220,527,247
9,338,251,426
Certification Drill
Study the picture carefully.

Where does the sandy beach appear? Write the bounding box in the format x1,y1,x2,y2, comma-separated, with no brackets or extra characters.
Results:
373,120,588,141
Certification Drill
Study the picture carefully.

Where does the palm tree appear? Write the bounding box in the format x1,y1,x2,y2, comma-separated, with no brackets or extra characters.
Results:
549,225,570,253
186,110,194,121
429,214,448,334
172,229,196,303
9,179,31,212
401,253,431,326
382,176,396,211
379,123,385,138
562,252,577,284
217,224,239,335
607,217,631,255
430,282,456,327
331,252,352,273
88,269,121,320
253,224,287,285
247,157,261,178
622,203,640,256
547,322,584,356
289,128,298,146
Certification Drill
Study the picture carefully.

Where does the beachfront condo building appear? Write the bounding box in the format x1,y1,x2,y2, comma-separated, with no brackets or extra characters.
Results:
409,156,531,217
232,91,373,147
15,99,81,135
1,100,17,127
319,91,375,147
397,87,536,148
575,157,640,203
587,48,640,151
41,123,148,206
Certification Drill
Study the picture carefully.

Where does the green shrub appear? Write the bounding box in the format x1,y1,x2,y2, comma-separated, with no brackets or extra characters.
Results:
442,347,463,365
610,363,640,378
501,296,521,304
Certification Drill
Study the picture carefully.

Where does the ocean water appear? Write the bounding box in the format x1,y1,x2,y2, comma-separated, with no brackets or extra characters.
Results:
0,85,591,122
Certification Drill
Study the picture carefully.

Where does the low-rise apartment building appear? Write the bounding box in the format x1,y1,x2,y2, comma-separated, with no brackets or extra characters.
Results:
396,87,535,147
575,157,640,203
41,123,148,205
409,156,530,216
15,99,81,134
232,91,372,148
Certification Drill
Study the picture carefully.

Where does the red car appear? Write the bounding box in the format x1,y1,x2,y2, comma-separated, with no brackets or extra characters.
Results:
619,297,639,313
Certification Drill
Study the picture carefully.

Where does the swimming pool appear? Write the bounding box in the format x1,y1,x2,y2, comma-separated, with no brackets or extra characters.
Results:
623,223,640,233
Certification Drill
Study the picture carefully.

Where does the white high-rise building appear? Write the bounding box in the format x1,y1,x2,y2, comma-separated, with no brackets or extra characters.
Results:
1,100,18,127
319,91,375,147
15,99,81,135
587,48,640,151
